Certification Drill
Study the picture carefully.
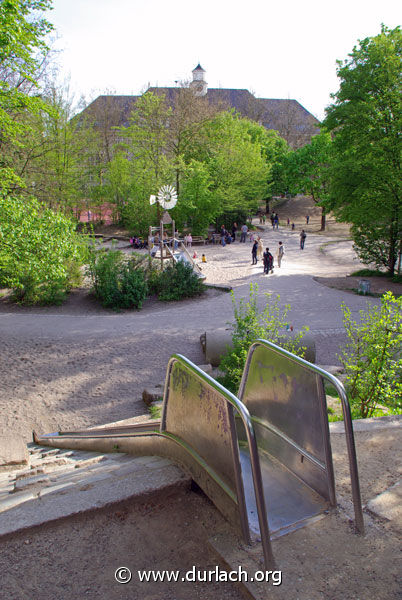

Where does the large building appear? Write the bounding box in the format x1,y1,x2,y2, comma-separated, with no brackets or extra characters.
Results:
81,64,320,149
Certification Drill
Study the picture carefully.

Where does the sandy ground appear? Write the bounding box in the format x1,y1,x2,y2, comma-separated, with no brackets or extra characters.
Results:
0,429,400,600
0,209,400,444
0,199,401,599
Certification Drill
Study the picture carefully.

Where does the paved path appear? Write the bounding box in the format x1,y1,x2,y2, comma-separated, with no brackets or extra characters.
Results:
0,224,382,440
0,226,378,337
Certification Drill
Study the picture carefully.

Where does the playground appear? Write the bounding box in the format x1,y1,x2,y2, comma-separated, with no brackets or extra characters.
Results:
0,197,400,599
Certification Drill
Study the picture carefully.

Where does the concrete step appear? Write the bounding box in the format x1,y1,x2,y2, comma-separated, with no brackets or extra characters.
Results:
0,443,190,538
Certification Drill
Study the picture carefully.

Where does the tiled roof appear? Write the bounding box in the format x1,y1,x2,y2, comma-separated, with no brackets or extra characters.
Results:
79,87,319,144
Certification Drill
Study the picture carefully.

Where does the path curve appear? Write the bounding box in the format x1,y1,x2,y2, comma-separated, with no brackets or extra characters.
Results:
0,224,380,440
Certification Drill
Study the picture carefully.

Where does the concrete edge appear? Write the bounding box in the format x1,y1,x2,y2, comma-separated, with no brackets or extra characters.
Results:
329,414,402,434
0,471,191,542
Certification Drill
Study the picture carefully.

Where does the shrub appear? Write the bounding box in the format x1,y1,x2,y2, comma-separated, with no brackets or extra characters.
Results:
0,195,86,305
155,261,205,302
88,248,148,310
119,262,148,309
219,283,309,393
338,292,402,418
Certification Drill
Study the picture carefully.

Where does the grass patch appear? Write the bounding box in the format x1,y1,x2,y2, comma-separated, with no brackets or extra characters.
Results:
149,403,162,420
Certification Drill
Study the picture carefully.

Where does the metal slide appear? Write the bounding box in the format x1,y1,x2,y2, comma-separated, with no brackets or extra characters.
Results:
165,241,206,279
34,341,364,569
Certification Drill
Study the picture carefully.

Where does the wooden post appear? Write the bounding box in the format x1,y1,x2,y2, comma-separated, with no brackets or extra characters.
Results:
148,226,152,259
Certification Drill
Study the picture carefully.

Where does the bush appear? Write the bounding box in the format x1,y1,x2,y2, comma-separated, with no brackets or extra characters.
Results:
119,262,148,309
155,261,205,302
219,283,309,393
0,195,86,305
338,292,402,418
88,248,148,310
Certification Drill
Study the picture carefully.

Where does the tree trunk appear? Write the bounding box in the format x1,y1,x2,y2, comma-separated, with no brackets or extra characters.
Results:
320,207,326,231
387,215,398,276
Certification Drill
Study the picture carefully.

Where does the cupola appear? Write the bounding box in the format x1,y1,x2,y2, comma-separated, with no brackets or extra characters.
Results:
190,64,208,96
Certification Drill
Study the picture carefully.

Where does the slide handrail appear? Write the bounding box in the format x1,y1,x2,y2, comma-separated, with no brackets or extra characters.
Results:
164,354,275,568
239,339,364,534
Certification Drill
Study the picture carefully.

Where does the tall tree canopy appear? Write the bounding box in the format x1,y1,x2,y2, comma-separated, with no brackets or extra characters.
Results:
0,0,53,193
323,25,401,275
0,1,87,305
279,132,332,230
103,93,288,235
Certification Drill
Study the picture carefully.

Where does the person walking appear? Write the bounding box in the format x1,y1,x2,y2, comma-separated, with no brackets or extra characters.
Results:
231,222,238,242
257,236,264,262
220,225,227,247
251,240,258,265
274,214,279,230
240,223,248,242
263,247,274,274
277,241,284,267
300,229,307,250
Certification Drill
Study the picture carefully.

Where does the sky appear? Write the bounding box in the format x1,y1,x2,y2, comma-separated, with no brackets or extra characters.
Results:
46,0,400,120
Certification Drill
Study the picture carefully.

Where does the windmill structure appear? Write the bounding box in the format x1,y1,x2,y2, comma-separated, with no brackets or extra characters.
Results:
149,185,178,270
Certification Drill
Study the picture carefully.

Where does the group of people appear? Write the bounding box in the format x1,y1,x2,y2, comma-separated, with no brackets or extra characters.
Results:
219,224,236,246
129,236,147,249
252,239,285,274
270,213,279,229
184,233,193,247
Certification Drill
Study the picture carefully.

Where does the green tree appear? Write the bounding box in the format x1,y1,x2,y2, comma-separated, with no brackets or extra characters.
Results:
0,0,54,193
164,84,219,194
117,91,172,194
110,91,174,228
11,84,100,214
104,98,288,235
323,25,402,274
0,194,86,304
280,132,332,230
200,112,271,217
338,292,402,418
171,160,217,235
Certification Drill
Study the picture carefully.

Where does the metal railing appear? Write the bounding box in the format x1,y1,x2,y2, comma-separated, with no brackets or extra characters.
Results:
239,339,364,534
163,354,275,568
